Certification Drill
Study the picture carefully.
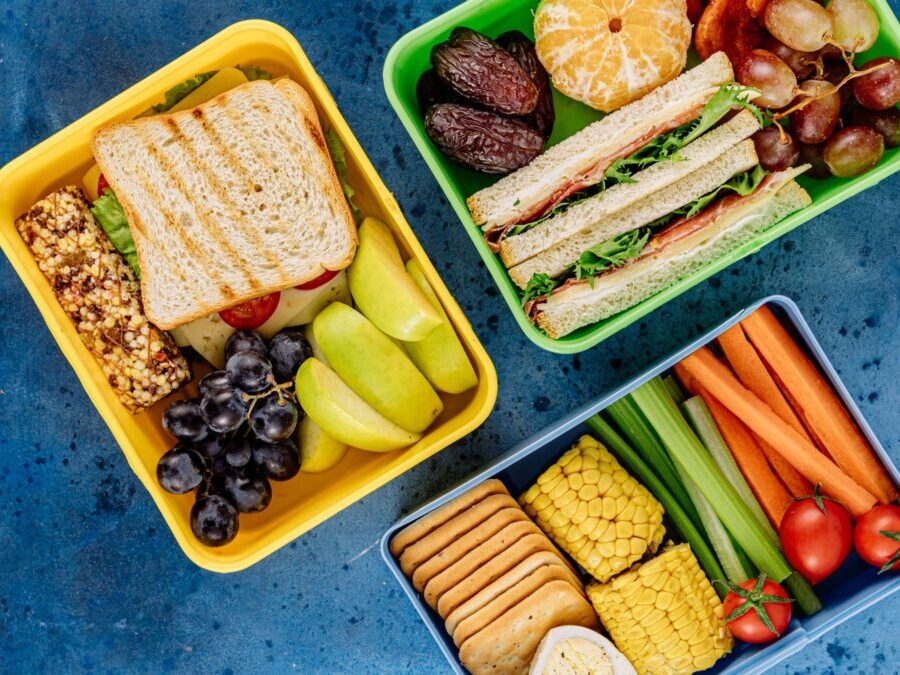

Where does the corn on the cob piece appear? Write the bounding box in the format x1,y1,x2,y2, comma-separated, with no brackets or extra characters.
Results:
587,543,733,675
520,435,665,582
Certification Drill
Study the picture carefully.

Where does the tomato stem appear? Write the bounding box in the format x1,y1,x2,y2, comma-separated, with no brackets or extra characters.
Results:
877,530,900,574
717,574,793,636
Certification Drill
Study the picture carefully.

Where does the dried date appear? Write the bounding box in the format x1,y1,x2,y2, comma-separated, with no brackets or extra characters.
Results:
425,103,544,174
416,68,465,115
432,27,538,116
497,30,555,140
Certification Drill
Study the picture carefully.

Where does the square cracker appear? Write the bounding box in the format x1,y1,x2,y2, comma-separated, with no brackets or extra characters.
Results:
399,492,518,578
450,564,583,646
390,480,509,557
423,519,543,611
436,536,578,619
411,507,529,593
458,580,598,675
444,553,584,638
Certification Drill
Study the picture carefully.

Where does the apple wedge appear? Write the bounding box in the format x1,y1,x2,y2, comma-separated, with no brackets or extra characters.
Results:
297,416,348,473
294,359,421,452
313,303,443,433
348,217,442,341
403,260,478,394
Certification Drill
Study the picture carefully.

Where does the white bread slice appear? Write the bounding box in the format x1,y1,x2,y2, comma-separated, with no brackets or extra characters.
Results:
508,139,759,288
92,79,357,329
499,110,761,268
467,52,734,231
535,179,811,339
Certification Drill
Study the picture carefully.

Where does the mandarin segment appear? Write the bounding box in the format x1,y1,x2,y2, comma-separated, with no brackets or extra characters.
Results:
519,435,665,582
534,0,691,112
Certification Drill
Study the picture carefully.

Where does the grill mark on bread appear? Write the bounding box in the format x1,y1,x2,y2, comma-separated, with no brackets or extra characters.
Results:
141,121,248,296
187,108,287,279
135,124,240,299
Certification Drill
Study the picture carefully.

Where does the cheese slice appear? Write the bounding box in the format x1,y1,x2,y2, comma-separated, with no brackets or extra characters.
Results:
180,272,350,367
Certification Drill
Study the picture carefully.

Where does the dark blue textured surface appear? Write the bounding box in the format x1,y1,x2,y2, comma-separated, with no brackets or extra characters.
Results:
0,1,898,672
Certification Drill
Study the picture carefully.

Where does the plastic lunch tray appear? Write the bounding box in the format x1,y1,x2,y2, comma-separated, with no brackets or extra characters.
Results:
0,20,498,573
380,295,900,674
383,0,900,354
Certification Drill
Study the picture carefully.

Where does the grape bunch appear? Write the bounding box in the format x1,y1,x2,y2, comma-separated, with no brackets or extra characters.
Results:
734,0,898,178
156,327,313,547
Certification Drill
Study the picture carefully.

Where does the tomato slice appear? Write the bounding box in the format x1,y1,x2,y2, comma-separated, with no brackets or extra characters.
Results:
219,292,281,329
97,173,110,196
295,269,339,291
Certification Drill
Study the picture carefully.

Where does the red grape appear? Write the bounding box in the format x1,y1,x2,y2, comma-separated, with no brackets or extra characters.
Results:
798,142,831,178
763,35,816,80
764,0,833,53
737,50,798,109
850,107,900,148
853,57,900,111
823,126,884,177
791,79,841,144
827,0,879,53
753,126,800,170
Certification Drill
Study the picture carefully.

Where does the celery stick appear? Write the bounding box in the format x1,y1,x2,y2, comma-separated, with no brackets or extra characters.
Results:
585,415,727,591
672,459,756,583
663,373,687,404
682,396,822,615
681,396,779,546
605,398,702,532
630,377,793,582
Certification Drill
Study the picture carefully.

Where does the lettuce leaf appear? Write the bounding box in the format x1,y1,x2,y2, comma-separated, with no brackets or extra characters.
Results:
521,273,557,305
325,128,362,224
574,228,651,282
145,71,217,114
238,65,273,81
91,189,140,278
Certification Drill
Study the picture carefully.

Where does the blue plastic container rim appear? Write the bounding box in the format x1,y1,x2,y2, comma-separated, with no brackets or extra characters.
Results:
380,294,900,675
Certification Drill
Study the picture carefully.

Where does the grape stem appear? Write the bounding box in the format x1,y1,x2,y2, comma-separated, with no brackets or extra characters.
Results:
241,376,297,420
773,55,891,122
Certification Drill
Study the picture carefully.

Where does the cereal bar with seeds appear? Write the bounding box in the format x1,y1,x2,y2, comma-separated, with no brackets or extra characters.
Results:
16,186,190,412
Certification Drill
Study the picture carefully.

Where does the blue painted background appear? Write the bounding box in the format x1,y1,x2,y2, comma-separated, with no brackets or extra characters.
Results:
1,0,898,672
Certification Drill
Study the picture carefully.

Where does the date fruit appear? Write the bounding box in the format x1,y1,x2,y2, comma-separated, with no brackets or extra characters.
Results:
497,30,555,140
432,27,538,116
425,103,544,174
416,68,465,115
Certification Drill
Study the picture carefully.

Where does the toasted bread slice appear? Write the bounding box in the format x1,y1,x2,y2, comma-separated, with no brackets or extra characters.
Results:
93,79,357,329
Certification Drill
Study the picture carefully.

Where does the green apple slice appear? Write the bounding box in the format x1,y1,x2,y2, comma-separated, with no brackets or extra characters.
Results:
313,302,443,433
297,416,347,473
294,359,421,452
403,260,478,394
348,217,442,341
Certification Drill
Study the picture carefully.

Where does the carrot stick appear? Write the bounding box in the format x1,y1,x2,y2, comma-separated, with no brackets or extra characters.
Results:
700,388,792,528
673,362,699,396
718,325,814,497
741,307,898,504
679,346,878,517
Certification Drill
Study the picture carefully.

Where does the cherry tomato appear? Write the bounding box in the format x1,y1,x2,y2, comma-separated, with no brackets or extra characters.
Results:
723,575,793,644
854,504,900,573
219,292,281,330
295,269,339,291
97,173,110,196
780,485,852,584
